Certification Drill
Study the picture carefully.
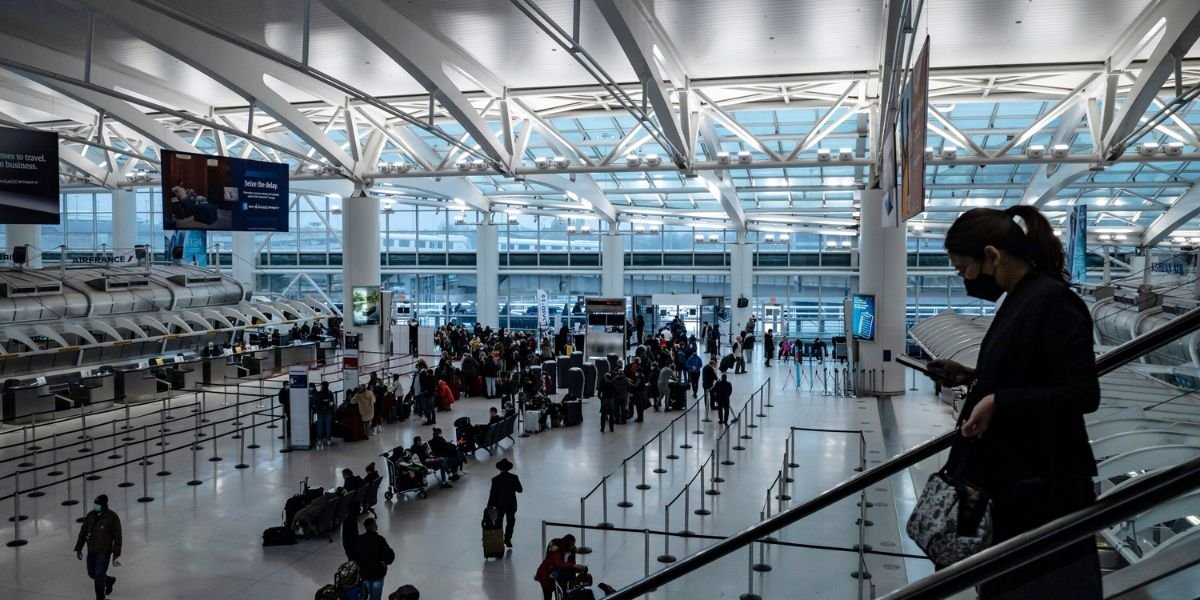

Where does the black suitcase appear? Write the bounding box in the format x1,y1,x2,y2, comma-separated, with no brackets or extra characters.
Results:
668,382,688,410
606,353,621,372
719,354,735,373
570,351,584,367
567,367,585,398
389,584,420,600
556,357,571,388
581,363,597,398
262,526,297,546
593,358,609,379
562,400,583,426
397,402,412,422
542,360,557,390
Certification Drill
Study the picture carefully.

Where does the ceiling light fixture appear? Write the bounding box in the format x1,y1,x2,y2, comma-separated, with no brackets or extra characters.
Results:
626,154,642,167
716,151,731,165
1051,144,1070,159
1164,142,1184,157
552,156,571,169
1137,142,1159,157
838,148,854,161
941,146,958,160
1025,144,1045,159
816,148,832,162
737,150,753,164
644,153,662,167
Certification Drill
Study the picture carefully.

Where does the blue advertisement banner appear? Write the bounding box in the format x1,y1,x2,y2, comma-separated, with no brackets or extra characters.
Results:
851,294,876,341
162,150,289,232
165,230,208,266
1066,204,1087,284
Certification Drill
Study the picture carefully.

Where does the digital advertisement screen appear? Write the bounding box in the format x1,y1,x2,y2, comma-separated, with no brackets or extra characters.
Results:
351,286,381,326
851,294,876,341
165,230,208,266
0,128,60,224
1066,203,1088,284
161,150,289,232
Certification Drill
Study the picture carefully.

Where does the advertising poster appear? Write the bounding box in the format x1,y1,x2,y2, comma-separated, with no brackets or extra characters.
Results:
343,333,359,392
352,286,381,326
537,289,550,329
880,129,900,228
1066,203,1088,284
851,294,876,341
901,36,930,223
287,367,310,449
0,128,60,224
165,230,208,266
162,150,289,231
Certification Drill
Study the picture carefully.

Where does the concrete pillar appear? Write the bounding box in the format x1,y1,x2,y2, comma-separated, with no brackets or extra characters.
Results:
857,188,907,395
601,228,624,298
729,230,755,335
476,221,499,328
342,195,382,355
111,189,137,254
5,224,43,269
231,231,255,291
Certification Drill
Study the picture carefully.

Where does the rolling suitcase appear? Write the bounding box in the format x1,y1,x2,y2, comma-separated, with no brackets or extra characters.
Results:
542,360,557,390
668,382,688,410
719,354,735,373
482,507,506,559
567,367,585,399
562,399,583,426
581,363,597,398
389,585,420,600
556,357,571,388
570,351,584,368
593,358,609,379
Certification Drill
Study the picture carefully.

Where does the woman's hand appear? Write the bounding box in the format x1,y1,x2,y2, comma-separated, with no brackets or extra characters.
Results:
961,394,995,438
928,359,975,387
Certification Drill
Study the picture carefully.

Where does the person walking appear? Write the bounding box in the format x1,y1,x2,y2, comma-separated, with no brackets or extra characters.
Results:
763,329,775,367
313,381,335,448
711,374,733,425
930,205,1101,599
74,494,121,600
702,358,718,406
598,372,616,433
354,518,396,600
685,351,703,398
488,458,523,548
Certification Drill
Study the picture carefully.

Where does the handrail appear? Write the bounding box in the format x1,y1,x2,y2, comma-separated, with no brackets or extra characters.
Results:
880,455,1200,599
605,302,1200,599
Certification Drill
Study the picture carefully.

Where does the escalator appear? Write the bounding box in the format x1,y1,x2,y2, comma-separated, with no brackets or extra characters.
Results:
605,305,1200,599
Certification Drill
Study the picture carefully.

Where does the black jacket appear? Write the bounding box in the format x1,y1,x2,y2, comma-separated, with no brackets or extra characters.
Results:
74,508,122,555
701,365,718,390
354,531,395,581
488,471,524,511
711,380,732,406
959,271,1099,495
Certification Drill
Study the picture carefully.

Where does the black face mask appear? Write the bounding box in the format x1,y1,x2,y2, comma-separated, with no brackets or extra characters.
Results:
964,272,1004,302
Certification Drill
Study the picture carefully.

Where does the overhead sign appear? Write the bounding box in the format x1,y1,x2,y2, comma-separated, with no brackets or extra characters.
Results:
1065,203,1088,284
900,36,930,223
166,230,208,266
162,150,289,232
0,128,60,224
536,289,550,328
851,294,876,341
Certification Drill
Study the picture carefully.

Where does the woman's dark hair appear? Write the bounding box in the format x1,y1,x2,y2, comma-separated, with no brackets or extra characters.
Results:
944,205,1065,281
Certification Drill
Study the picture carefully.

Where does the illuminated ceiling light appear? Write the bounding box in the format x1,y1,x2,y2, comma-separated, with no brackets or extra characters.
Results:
840,240,852,248
392,161,411,173
455,159,471,172
453,212,466,225
825,240,837,248
1114,234,1128,241
1171,237,1186,244
534,156,551,169
924,146,934,160
580,224,592,234
764,234,775,242
715,151,731,165
1097,234,1111,241
816,148,832,162
552,156,570,169
376,161,390,172
941,146,958,160
779,233,790,242
1137,142,1159,157
695,233,705,242
626,154,642,167
567,224,577,233
306,164,321,173
506,211,520,225
1164,142,1184,157
737,150,753,164
452,197,465,206
471,159,487,171
708,233,720,242
644,153,662,167
1025,144,1045,159
1051,144,1070,158
838,147,854,161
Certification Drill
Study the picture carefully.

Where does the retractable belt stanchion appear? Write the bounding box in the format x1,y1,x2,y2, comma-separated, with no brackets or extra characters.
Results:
28,412,40,450
617,459,632,508
108,422,121,460
705,451,720,496
7,471,28,547
209,424,222,462
636,445,651,491
118,444,134,488
694,462,711,517
666,420,679,460
235,426,249,469
47,434,63,476
248,410,260,449
692,398,703,435
598,475,614,529
27,450,44,498
701,389,712,423
740,543,761,600
679,408,693,450
576,498,592,555
61,458,78,506
653,432,667,474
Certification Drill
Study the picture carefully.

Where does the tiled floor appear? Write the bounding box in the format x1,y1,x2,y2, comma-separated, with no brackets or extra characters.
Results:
0,358,955,599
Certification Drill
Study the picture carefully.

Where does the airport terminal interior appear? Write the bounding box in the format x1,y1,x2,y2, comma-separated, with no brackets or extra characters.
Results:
1,1,1200,599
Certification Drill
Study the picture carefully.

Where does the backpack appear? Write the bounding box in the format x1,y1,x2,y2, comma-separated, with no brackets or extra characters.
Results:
334,560,360,588
389,585,420,600
315,584,340,600
482,506,502,530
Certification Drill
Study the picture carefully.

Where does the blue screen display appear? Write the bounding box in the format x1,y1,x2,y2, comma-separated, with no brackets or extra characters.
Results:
162,150,289,232
852,294,876,341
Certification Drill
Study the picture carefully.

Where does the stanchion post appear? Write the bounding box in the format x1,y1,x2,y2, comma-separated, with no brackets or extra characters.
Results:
7,471,28,547
722,428,735,465
108,422,121,460
705,451,720,496
666,421,679,460
247,411,260,449
740,544,761,600
680,485,694,536
653,433,666,474
137,452,154,503
48,433,63,476
712,444,724,483
118,444,134,488
695,463,711,516
692,399,703,435
61,458,78,506
753,539,772,572
209,423,222,462
235,427,249,469
28,412,41,450
636,446,650,490
789,429,799,468
598,476,613,528
617,459,633,508
27,450,44,498
657,507,676,563
701,390,711,423
576,499,592,554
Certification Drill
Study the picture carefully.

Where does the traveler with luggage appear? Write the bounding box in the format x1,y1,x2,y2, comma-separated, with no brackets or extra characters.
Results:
74,494,121,600
488,458,523,548
711,374,733,425
733,336,747,374
314,381,336,448
655,363,673,412
763,329,774,367
353,386,375,439
597,373,617,433
535,534,588,600
354,518,396,600
702,358,718,403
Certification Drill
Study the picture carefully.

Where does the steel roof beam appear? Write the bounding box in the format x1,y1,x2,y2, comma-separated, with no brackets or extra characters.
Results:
77,0,355,173
698,114,745,230
319,0,511,170
1142,183,1200,247
522,173,618,224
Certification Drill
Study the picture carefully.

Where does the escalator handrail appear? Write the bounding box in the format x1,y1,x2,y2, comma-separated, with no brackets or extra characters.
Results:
604,303,1200,600
880,455,1200,599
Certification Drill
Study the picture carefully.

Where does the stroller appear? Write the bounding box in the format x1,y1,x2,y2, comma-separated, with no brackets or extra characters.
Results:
380,451,430,501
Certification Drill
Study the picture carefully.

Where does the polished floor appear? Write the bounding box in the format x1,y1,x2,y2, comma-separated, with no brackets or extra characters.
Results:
0,357,957,599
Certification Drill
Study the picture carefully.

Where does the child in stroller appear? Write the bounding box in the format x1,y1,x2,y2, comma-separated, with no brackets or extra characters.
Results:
380,449,431,500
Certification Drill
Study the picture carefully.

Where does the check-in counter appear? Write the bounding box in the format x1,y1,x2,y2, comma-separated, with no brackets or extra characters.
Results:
74,372,116,406
114,365,158,404
279,342,317,369
2,380,56,422
203,356,237,384
163,357,202,390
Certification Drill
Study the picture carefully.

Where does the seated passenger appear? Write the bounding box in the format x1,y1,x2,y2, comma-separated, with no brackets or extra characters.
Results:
294,487,344,536
410,436,453,488
488,406,503,425
363,462,380,484
342,468,365,492
429,428,467,480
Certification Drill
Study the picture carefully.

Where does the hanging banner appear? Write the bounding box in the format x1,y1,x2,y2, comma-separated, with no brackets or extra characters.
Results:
343,333,360,392
1066,203,1088,284
536,288,550,329
900,36,930,223
881,129,901,228
287,367,310,449
0,128,59,224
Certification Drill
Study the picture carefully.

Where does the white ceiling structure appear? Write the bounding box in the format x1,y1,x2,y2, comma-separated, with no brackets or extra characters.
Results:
2,0,1200,245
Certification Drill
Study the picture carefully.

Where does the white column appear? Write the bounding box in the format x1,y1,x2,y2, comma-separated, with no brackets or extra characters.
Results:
856,188,907,395
5,224,43,269
343,195,382,355
476,221,499,328
111,189,137,255
231,231,255,291
729,230,754,334
601,228,624,298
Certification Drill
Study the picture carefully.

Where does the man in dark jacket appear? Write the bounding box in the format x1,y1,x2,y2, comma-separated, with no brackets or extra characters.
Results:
354,518,396,600
75,494,121,600
712,374,733,425
702,359,718,404
487,458,523,548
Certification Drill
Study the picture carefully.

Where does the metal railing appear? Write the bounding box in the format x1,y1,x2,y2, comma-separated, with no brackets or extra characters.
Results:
604,303,1200,599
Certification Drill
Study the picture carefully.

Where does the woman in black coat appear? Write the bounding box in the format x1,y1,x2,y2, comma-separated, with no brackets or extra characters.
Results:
931,206,1100,599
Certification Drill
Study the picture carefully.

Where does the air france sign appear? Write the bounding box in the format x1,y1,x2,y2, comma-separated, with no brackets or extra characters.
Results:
72,254,136,265
1150,261,1188,276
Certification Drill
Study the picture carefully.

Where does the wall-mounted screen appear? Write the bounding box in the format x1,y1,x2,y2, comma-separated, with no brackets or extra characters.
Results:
851,294,876,341
352,286,381,326
161,150,289,231
0,128,59,224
